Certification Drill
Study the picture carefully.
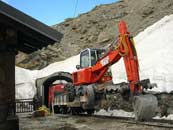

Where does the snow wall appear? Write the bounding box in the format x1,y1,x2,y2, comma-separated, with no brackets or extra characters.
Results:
112,15,173,93
16,15,173,99
15,55,80,99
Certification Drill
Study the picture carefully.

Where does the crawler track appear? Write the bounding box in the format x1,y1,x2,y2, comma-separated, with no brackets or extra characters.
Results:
72,114,173,129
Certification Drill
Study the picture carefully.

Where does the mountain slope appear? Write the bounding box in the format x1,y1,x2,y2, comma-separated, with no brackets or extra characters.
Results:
16,0,173,69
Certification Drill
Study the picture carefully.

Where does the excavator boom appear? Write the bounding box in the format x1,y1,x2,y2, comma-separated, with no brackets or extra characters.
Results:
72,21,141,95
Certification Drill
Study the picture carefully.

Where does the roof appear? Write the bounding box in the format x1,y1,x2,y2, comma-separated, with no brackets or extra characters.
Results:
0,1,63,53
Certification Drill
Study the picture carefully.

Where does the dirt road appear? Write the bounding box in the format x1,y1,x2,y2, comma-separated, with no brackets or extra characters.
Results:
19,114,172,130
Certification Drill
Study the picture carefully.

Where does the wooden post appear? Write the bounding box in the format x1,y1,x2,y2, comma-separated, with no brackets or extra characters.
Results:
0,28,19,130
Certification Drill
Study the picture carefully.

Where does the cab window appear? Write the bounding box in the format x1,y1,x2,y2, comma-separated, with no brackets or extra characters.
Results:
80,50,90,68
91,50,97,66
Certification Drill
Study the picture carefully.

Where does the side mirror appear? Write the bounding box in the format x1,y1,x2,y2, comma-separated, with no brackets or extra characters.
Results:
76,65,81,70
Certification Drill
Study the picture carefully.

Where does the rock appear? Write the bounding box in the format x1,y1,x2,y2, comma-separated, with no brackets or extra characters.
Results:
80,36,84,39
71,26,77,30
81,29,87,34
141,6,154,18
88,36,95,42
64,23,70,27
114,11,128,19
16,52,28,64
97,31,111,44
64,18,74,22
40,52,47,59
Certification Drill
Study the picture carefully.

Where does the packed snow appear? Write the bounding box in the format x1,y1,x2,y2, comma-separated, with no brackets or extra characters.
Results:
16,14,173,99
154,114,173,120
15,66,38,99
95,109,173,120
95,109,134,117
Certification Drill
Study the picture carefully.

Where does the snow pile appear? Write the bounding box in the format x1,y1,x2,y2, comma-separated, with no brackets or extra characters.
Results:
95,109,134,117
111,15,173,93
95,109,173,120
15,67,38,99
154,114,173,120
16,14,173,99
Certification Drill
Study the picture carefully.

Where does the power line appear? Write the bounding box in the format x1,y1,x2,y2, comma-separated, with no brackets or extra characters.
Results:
73,0,78,17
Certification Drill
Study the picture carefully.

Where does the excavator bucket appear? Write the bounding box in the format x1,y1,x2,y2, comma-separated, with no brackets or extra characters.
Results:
133,94,158,121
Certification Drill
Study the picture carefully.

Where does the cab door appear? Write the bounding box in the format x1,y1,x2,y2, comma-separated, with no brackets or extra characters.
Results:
80,49,97,68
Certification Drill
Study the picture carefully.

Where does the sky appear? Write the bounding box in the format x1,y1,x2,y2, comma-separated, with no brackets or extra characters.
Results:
1,0,118,26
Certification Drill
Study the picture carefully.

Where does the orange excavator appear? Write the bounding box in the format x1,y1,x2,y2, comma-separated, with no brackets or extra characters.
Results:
73,21,141,94
39,21,158,121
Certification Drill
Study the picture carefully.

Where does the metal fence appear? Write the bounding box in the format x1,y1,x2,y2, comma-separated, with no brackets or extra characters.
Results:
15,99,34,113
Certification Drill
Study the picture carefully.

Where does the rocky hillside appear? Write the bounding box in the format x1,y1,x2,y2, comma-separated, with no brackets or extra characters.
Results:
16,0,173,70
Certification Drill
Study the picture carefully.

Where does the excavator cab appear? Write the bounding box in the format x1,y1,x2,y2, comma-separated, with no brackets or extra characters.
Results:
78,48,105,69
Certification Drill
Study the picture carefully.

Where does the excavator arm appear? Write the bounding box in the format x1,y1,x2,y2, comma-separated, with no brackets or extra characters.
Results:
73,21,142,95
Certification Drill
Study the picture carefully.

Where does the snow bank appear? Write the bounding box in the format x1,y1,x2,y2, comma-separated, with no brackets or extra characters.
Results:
16,14,173,99
15,67,38,99
154,114,173,120
95,109,134,117
111,15,173,93
95,109,173,120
